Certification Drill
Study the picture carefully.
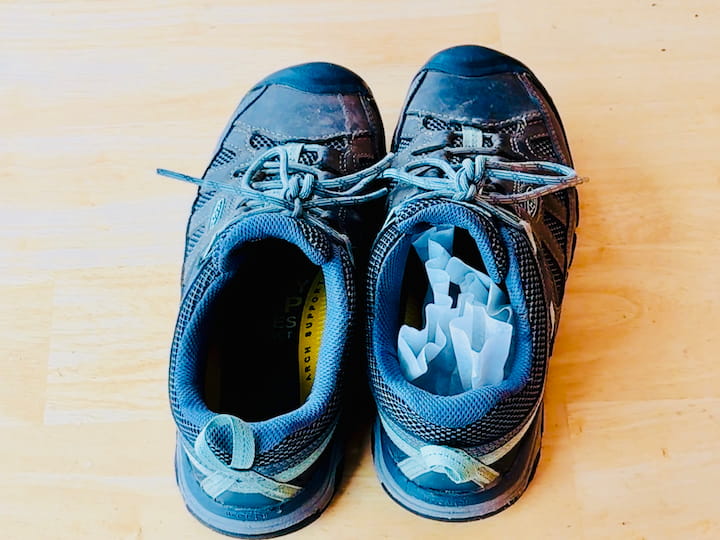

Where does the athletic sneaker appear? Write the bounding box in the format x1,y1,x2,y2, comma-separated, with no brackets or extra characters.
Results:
366,45,585,520
159,63,387,537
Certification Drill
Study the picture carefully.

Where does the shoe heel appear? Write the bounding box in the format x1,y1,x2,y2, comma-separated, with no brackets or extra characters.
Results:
372,407,543,521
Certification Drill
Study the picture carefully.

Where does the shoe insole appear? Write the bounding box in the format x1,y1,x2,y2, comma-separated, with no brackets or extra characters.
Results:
203,239,325,421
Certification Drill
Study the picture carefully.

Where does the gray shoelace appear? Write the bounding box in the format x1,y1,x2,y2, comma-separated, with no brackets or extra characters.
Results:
159,145,393,252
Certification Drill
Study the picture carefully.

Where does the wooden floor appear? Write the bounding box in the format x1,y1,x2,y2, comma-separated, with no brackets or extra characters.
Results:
2,1,719,538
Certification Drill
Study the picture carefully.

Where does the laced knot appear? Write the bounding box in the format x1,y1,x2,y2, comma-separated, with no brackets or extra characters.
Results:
382,142,587,229
157,146,393,250
282,172,315,217
453,156,488,202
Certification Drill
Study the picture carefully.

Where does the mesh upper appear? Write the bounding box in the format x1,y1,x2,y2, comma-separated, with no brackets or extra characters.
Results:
169,218,355,470
210,147,237,168
167,65,387,487
249,132,276,150
367,202,550,450
369,58,578,456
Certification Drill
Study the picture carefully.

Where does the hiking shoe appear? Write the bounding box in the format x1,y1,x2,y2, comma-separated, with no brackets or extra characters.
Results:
159,62,387,537
366,45,584,520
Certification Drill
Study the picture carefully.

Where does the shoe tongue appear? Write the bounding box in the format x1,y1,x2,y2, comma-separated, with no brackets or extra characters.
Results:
458,126,500,149
210,214,333,273
248,131,377,176
248,134,348,176
409,120,514,161
284,142,344,175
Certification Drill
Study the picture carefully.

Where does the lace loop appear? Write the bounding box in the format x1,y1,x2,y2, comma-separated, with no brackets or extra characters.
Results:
378,403,541,489
183,414,337,501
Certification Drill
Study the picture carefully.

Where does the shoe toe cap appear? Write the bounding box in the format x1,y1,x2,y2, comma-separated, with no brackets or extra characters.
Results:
422,45,529,77
253,62,371,95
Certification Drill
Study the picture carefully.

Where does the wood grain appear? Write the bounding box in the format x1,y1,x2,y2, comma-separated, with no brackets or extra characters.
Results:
1,1,719,538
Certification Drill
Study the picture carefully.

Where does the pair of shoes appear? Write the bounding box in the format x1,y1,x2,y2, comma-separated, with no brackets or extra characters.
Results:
159,45,583,537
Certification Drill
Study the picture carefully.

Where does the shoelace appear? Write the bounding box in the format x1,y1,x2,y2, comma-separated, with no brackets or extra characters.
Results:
378,402,541,488
382,149,586,247
184,414,336,501
158,145,393,255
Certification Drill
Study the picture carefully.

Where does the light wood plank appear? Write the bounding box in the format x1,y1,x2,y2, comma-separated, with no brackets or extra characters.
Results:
1,1,719,538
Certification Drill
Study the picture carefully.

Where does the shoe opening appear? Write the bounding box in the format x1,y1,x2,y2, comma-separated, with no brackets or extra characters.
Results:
202,238,326,421
397,225,515,396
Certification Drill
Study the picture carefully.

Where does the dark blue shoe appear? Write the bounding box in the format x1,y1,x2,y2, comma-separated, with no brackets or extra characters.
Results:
367,45,585,520
159,63,387,537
